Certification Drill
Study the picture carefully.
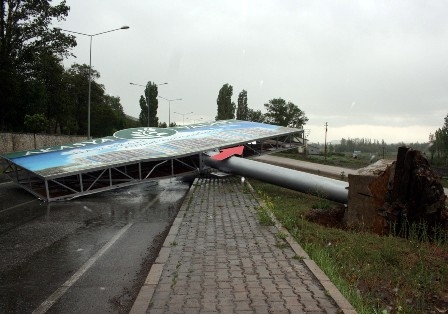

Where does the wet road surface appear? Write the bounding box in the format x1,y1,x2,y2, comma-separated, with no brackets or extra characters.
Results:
0,177,191,313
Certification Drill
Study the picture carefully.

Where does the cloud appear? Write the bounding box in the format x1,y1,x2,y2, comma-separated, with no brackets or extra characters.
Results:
58,0,448,141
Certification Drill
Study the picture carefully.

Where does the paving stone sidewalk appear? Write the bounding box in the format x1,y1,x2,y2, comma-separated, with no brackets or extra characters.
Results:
132,176,355,313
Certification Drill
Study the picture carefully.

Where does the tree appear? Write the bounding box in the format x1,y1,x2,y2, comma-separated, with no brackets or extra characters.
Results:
90,99,116,137
138,96,147,126
66,63,103,135
236,90,249,120
431,113,448,164
32,52,68,133
264,98,308,128
138,81,159,127
0,0,76,130
104,94,126,131
24,114,49,134
24,113,49,148
216,83,235,120
247,108,265,123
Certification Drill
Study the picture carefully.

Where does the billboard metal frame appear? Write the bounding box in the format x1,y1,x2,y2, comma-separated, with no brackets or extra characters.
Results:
1,123,303,201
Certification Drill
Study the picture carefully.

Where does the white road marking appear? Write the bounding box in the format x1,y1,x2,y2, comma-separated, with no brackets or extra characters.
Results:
32,222,133,314
0,199,38,214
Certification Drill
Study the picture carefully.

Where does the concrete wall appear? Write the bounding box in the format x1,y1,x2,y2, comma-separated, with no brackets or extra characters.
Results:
0,132,87,154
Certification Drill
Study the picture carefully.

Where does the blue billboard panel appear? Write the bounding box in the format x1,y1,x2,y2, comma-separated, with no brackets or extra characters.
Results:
2,120,300,178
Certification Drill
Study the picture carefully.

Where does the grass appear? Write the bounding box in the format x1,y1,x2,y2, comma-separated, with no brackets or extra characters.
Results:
252,180,448,314
171,260,182,287
274,151,378,169
441,178,448,189
256,205,274,226
255,190,275,226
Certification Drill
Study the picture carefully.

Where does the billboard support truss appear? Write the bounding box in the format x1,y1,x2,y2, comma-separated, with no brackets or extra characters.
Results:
1,121,303,201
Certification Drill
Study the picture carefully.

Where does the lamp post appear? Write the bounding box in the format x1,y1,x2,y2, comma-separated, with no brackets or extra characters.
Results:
59,26,130,139
174,111,193,125
130,82,168,127
186,117,203,124
159,96,182,127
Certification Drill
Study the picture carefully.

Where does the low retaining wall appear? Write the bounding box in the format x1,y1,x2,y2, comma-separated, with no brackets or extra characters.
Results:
0,132,87,155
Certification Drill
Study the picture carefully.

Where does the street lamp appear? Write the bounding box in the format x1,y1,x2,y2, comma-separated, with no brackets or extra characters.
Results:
186,117,203,124
58,26,130,139
174,111,193,125
159,96,182,127
130,82,168,127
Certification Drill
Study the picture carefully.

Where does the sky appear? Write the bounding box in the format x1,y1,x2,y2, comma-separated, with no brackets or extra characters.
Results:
53,0,448,144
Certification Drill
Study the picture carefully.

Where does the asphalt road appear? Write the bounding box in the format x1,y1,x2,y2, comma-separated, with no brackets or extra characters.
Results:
0,177,191,314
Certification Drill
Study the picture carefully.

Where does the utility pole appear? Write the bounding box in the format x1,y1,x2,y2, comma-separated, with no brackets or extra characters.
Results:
324,122,328,160
304,129,310,157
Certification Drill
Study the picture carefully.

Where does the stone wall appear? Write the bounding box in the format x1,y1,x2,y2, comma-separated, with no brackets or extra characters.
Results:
0,132,87,154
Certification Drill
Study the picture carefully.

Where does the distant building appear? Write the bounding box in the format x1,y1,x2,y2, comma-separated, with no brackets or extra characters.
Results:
307,144,321,155
296,137,321,155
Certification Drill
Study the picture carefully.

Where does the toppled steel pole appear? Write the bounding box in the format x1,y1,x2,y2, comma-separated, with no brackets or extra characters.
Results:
204,155,348,204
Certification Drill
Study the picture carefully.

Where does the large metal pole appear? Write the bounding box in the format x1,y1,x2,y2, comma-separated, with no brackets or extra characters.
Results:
324,122,328,160
146,88,149,127
58,26,130,139
204,155,348,203
174,111,193,125
88,36,92,139
159,96,181,127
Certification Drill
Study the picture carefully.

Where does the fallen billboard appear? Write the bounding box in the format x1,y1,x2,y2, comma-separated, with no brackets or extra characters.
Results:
1,120,303,201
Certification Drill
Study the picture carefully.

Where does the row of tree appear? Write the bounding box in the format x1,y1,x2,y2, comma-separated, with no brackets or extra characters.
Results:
329,137,428,155
319,114,448,166
1,0,139,137
215,83,309,128
429,114,448,165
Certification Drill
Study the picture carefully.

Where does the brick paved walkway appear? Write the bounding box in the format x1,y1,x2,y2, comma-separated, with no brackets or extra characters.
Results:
133,176,354,313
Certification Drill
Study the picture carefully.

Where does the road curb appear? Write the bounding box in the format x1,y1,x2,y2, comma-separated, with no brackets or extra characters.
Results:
129,178,199,314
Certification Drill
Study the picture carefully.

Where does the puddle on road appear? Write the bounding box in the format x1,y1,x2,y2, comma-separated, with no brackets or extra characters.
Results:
40,177,192,224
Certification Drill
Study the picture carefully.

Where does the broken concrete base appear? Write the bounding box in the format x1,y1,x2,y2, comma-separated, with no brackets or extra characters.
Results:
346,147,447,235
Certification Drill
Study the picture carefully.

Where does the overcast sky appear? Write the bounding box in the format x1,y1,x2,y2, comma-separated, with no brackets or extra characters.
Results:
54,0,448,144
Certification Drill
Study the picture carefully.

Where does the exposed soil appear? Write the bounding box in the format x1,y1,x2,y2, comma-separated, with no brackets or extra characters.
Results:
304,204,347,229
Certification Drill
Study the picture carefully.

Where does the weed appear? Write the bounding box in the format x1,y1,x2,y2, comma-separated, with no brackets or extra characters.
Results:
170,241,178,246
171,261,182,287
311,189,332,210
275,241,288,249
276,231,288,240
257,207,274,226
292,254,303,261
311,200,332,210
171,273,178,287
